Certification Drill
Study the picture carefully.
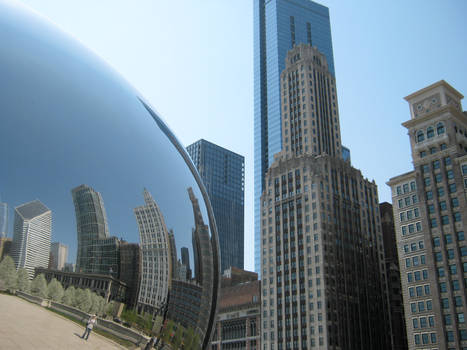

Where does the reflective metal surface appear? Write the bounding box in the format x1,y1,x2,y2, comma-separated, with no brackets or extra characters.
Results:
0,1,219,348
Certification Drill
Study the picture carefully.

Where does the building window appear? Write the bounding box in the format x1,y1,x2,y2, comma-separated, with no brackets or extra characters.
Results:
427,127,435,138
449,183,457,193
417,131,425,142
457,231,465,241
437,122,445,135
437,187,444,197
441,215,449,225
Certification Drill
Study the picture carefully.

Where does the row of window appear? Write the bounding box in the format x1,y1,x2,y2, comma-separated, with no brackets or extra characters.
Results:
440,280,463,292
410,299,433,313
400,208,420,222
419,143,448,158
398,194,418,208
424,169,455,186
434,246,467,262
430,212,462,227
416,122,445,143
446,329,467,343
428,198,460,213
426,184,458,200
396,181,416,195
403,240,425,253
414,332,437,345
412,315,435,329
438,263,467,277
401,222,422,236
406,255,426,267
409,284,431,297
433,231,465,247
441,296,464,309
422,156,452,174
408,270,429,283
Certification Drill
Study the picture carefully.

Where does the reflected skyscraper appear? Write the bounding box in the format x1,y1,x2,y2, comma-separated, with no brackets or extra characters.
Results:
0,202,7,238
11,200,52,278
72,184,119,277
187,139,245,272
254,0,335,273
168,230,178,279
50,242,68,271
134,189,171,314
72,184,109,271
181,246,192,280
188,187,214,337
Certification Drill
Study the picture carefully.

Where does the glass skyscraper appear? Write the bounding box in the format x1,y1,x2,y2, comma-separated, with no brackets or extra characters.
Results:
71,184,119,277
187,139,244,273
254,0,335,273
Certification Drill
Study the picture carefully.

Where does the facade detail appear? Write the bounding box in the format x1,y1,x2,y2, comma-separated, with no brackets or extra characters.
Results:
134,189,171,315
388,80,467,349
11,200,52,278
260,45,391,349
187,139,245,272
254,0,335,274
211,270,261,350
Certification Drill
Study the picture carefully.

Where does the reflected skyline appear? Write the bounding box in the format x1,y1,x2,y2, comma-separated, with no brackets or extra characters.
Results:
1,1,220,346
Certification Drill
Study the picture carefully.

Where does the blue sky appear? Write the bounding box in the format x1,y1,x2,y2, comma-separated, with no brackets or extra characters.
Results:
19,0,467,270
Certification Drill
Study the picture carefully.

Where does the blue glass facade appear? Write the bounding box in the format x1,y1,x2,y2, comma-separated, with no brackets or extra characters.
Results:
254,0,335,273
187,140,245,273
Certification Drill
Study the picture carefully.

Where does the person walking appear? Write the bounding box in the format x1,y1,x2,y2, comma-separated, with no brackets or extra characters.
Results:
81,314,97,341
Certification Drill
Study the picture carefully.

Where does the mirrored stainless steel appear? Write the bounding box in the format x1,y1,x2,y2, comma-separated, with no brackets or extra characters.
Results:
0,1,219,348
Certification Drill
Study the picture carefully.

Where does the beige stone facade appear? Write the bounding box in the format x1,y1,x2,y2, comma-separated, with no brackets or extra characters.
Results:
260,44,391,350
388,80,467,349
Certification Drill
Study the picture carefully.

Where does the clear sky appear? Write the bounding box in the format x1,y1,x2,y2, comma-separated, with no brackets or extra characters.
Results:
19,0,467,271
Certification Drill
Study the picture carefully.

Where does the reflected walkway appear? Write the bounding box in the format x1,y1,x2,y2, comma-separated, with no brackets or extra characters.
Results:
0,294,124,349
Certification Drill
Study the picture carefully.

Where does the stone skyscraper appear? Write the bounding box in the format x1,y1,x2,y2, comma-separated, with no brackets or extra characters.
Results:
260,44,391,349
11,200,52,278
388,80,467,349
187,139,244,272
134,189,171,315
254,0,335,274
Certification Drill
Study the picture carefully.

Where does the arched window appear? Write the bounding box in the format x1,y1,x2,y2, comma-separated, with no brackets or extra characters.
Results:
417,130,425,142
427,127,435,138
437,122,445,135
